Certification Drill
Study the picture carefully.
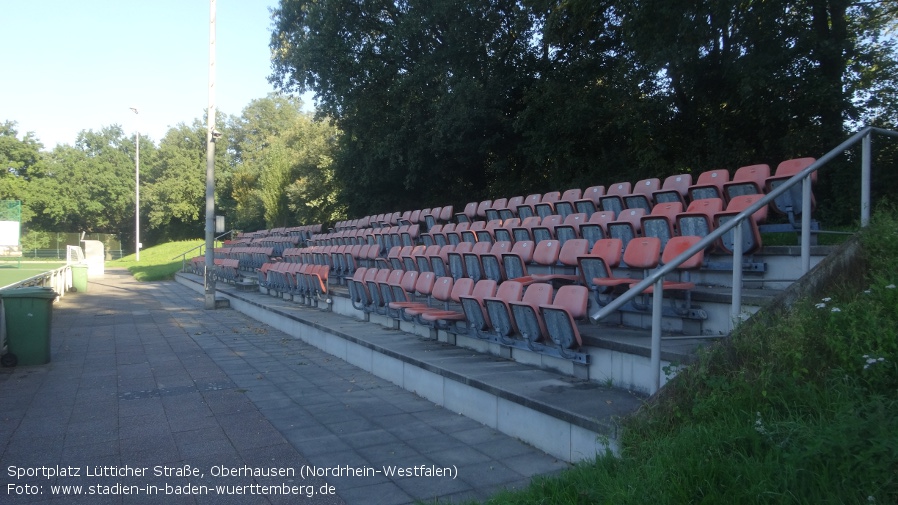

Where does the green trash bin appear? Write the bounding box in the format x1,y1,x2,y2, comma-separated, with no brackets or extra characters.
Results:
1,287,57,366
71,264,88,293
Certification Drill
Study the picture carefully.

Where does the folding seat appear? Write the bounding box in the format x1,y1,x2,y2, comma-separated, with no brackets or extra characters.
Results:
574,185,605,217
676,198,724,242
554,189,583,220
494,218,518,243
626,236,704,315
439,205,454,224
348,267,371,310
600,182,632,215
553,213,587,245
417,244,442,272
535,191,561,219
511,215,541,243
640,202,684,251
579,210,615,249
446,222,470,245
528,238,590,286
485,198,507,222
404,245,427,271
652,174,692,207
257,262,275,290
501,240,535,281
424,207,441,231
500,196,525,220
306,264,330,303
475,200,493,220
386,269,419,318
508,283,555,344
400,223,420,246
429,244,455,278
450,241,490,281
607,208,647,249
475,219,502,244
459,279,500,339
715,194,768,255
389,211,402,226
765,157,817,225
532,214,563,244
577,238,624,299
482,280,525,341
355,268,383,311
361,243,380,268
403,277,457,320
723,164,770,202
393,246,413,270
407,278,475,330
478,241,512,283
622,177,661,212
373,269,405,315
688,169,729,201
461,220,486,244
517,193,543,219
399,210,412,226
389,271,438,321
456,201,478,223
409,209,422,226
424,223,448,247
376,245,400,270
591,237,662,294
540,285,590,350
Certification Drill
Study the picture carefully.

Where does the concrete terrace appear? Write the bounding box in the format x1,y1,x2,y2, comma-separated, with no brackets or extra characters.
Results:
0,268,584,505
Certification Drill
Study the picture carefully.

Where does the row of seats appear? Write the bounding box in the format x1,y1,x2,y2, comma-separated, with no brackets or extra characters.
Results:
347,268,588,351
257,262,329,307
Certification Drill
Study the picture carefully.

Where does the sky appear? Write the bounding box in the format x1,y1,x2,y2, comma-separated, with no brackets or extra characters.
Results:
1,0,308,149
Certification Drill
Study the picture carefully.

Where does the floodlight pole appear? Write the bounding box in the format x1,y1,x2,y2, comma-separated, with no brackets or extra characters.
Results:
130,107,140,262
204,0,217,309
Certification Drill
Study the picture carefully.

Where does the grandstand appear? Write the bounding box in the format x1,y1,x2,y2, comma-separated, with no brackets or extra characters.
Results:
179,126,897,462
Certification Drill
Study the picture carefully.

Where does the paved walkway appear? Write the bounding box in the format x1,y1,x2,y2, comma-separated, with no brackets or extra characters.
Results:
0,269,569,504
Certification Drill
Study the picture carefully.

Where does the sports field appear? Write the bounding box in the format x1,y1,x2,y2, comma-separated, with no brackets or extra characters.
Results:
0,262,66,289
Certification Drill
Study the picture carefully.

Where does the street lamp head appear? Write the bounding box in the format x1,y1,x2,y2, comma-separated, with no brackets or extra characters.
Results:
211,129,222,140
130,107,139,114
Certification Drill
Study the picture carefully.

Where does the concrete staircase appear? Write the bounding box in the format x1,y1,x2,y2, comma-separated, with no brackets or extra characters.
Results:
175,243,833,463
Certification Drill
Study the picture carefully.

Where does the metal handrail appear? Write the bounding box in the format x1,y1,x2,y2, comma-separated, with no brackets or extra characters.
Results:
588,126,898,393
172,229,238,271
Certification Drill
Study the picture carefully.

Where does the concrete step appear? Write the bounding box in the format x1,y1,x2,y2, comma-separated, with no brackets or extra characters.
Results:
176,272,646,463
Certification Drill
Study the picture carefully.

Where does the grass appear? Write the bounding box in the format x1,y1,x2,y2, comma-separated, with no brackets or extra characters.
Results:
111,239,213,281
0,261,66,288
471,207,898,505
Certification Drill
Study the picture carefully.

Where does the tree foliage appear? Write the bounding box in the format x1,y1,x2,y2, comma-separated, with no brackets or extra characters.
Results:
271,0,898,221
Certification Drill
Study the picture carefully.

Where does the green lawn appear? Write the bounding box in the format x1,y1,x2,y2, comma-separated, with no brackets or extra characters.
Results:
0,261,66,289
111,239,218,281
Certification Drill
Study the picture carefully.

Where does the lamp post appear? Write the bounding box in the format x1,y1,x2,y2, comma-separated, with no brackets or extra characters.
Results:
130,107,140,262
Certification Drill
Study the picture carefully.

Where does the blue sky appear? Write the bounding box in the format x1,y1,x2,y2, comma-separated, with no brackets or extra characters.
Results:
1,0,306,148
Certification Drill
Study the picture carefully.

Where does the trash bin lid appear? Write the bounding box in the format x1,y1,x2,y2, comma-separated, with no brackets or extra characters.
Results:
0,286,58,299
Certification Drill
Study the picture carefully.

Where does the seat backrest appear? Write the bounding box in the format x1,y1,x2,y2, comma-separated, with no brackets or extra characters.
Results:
471,241,492,254
623,237,662,269
612,208,647,233
633,178,660,196
579,185,605,204
540,214,563,227
561,188,582,202
414,271,436,295
587,210,616,229
590,238,623,267
774,157,817,183
397,270,418,292
551,285,589,319
506,195,524,211
684,197,724,218
558,239,589,267
471,279,498,302
521,283,554,306
532,240,561,266
661,235,704,270
690,169,729,200
431,277,455,301
496,280,524,302
606,182,631,197
476,200,493,218
490,197,508,212
732,163,771,183
386,269,405,286
542,191,561,203
658,173,692,195
647,201,683,221
523,193,542,208
490,241,512,255
509,240,535,263
451,277,475,302
563,212,587,227
439,205,454,221
461,201,478,220
724,194,768,223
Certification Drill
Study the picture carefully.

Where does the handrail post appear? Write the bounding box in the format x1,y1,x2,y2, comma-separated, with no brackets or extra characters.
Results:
650,278,663,394
801,175,812,273
861,132,872,227
731,220,743,331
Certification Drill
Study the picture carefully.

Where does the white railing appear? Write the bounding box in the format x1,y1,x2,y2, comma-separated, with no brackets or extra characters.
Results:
1,265,73,298
589,126,898,393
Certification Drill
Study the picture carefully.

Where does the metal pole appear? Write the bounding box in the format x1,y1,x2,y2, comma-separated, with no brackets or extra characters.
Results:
129,107,140,261
650,278,663,395
204,0,217,309
861,133,872,227
801,176,811,273
730,220,743,330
